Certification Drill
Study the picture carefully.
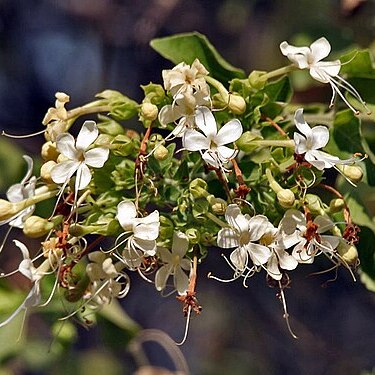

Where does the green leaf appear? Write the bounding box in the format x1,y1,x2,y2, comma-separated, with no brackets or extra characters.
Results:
150,32,245,82
356,226,375,291
340,49,375,78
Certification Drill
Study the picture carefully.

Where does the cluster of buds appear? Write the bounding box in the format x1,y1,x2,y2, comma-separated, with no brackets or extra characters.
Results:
0,35,371,341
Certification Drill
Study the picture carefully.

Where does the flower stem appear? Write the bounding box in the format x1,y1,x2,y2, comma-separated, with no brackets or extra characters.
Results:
253,139,295,148
261,64,298,81
205,76,229,101
205,212,228,228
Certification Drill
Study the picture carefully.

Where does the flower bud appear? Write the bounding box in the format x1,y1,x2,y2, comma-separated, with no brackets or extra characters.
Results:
339,165,363,184
40,160,57,184
41,141,59,161
201,232,215,246
154,145,169,161
189,178,209,199
0,199,19,221
228,94,246,115
329,198,345,213
141,102,158,121
277,189,295,208
186,228,200,244
235,131,261,153
248,70,268,90
305,194,325,215
337,240,358,266
207,195,227,215
23,216,54,238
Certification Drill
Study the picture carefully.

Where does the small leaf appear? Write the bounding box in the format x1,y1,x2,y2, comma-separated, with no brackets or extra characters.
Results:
340,49,375,78
150,32,245,82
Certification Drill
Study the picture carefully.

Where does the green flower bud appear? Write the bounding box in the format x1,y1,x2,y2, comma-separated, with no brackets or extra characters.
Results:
201,232,215,246
207,195,227,215
153,145,169,161
23,216,55,238
141,102,158,121
277,189,295,208
235,131,262,153
40,160,57,184
248,70,268,90
339,165,363,184
228,94,246,115
189,178,209,199
305,194,325,215
141,83,165,105
337,240,358,265
329,198,345,213
41,141,59,161
186,228,200,244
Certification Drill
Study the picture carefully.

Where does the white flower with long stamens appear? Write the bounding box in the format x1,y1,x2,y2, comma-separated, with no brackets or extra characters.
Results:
0,155,36,228
183,107,242,169
162,59,210,100
217,204,272,273
279,209,340,264
155,231,192,295
116,201,160,269
86,251,129,307
280,37,369,114
0,240,47,328
267,245,298,281
51,120,109,191
294,108,358,170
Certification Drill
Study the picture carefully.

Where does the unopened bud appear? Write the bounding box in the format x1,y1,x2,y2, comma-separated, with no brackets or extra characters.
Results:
23,216,54,238
186,228,200,244
201,232,215,246
248,70,268,90
329,198,345,213
0,199,20,221
141,102,158,121
41,141,59,161
154,145,169,161
340,165,363,184
189,178,209,199
228,94,246,115
235,131,261,153
305,194,325,215
337,240,358,265
207,195,227,215
277,189,295,208
40,160,57,184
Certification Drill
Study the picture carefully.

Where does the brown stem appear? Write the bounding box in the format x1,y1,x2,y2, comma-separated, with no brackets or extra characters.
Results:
231,159,251,200
214,168,232,202
262,115,287,136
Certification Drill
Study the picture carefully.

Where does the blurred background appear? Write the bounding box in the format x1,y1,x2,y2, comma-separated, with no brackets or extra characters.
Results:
0,0,375,374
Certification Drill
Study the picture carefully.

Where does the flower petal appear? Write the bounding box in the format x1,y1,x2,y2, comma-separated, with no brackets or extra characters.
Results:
195,107,217,139
215,119,243,146
155,264,172,291
51,160,80,184
217,145,237,162
230,247,247,270
183,129,210,151
310,37,331,63
217,228,240,249
171,231,189,258
202,150,219,168
267,253,282,280
248,215,270,241
56,133,79,160
246,243,271,265
76,121,98,151
276,248,298,270
225,204,249,234
279,41,310,69
174,266,189,295
294,108,312,137
116,201,137,230
75,163,92,190
20,155,34,184
84,147,109,168
132,237,157,256
310,125,329,149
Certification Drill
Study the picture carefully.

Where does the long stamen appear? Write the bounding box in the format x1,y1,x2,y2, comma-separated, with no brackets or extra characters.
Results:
2,129,46,138
278,280,298,339
175,305,192,346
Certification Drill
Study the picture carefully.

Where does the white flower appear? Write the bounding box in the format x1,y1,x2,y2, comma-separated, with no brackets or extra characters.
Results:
162,59,210,100
279,209,340,264
266,246,298,281
0,155,36,228
155,231,192,295
183,107,242,169
86,251,129,306
280,37,368,114
0,240,46,328
158,91,210,137
294,108,356,170
217,204,272,272
51,121,109,191
116,201,160,269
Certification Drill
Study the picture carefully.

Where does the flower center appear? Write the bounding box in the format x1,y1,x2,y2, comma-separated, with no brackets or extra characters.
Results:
239,231,250,245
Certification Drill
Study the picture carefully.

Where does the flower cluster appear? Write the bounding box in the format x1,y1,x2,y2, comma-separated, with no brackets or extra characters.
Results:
0,35,372,340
